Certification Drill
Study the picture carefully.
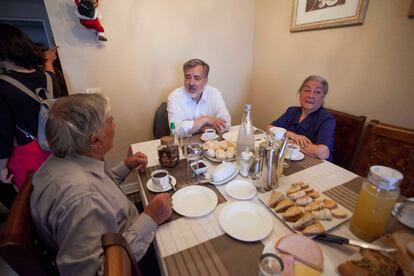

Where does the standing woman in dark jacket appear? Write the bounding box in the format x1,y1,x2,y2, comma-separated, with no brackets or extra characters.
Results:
0,23,62,190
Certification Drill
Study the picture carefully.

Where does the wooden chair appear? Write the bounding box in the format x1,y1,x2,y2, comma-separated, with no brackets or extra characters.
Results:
102,233,142,276
153,102,170,139
326,108,366,170
0,174,58,275
353,120,414,197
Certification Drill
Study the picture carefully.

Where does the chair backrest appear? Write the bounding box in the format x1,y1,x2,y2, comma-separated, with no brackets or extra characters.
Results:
353,120,414,197
102,233,142,276
326,108,366,170
153,102,170,139
0,174,58,275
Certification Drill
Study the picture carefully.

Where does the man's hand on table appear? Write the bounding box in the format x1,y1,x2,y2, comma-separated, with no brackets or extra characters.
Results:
124,148,148,173
144,193,173,225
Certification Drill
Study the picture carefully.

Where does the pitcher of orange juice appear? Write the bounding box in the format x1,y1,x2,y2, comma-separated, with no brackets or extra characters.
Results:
350,166,403,242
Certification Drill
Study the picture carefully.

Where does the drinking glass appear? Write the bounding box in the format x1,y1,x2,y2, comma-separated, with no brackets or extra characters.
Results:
178,131,191,159
258,253,283,276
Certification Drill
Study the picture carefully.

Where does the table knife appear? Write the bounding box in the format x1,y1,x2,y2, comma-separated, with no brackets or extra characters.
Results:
313,233,396,253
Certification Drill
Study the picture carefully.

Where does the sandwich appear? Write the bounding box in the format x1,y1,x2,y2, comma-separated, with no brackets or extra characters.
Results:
268,190,284,208
305,200,324,212
288,190,306,200
275,234,324,272
302,220,325,236
283,206,304,222
274,198,295,213
323,198,337,209
293,212,316,230
296,196,313,206
312,209,332,221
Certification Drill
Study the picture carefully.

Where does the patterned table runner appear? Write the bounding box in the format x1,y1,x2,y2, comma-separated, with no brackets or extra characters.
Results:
323,177,363,211
283,155,324,176
139,159,227,222
164,234,264,276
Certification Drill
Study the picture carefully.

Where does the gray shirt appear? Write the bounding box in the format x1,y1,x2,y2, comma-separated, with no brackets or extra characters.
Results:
31,154,157,276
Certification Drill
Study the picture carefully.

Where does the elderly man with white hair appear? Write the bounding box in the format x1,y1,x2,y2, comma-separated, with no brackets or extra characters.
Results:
31,93,172,275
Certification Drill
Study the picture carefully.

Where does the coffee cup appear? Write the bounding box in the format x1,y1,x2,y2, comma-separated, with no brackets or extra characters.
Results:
286,143,300,159
269,127,286,141
204,129,216,140
151,170,170,190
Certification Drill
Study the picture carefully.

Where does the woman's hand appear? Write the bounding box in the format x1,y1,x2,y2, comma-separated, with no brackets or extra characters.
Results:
0,167,13,184
286,131,312,148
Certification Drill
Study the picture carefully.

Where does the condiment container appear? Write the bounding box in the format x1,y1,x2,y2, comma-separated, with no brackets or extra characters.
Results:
239,150,253,177
158,136,179,168
350,165,403,242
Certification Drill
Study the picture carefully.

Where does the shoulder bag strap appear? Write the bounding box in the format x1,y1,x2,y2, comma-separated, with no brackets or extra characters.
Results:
0,74,42,103
43,71,54,99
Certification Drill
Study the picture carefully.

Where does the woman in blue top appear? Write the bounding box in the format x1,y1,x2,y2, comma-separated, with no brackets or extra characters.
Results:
267,75,335,161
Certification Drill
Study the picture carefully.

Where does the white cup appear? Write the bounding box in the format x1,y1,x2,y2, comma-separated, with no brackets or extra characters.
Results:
286,143,300,159
204,128,216,140
269,127,286,140
151,170,170,189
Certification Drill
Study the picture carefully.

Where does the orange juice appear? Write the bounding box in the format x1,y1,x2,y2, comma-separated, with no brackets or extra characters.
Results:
350,182,398,242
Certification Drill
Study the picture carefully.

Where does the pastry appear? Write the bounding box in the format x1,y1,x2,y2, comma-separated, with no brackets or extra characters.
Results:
293,212,316,230
303,187,314,194
302,220,325,236
312,209,332,221
226,147,236,159
274,198,295,213
331,208,347,218
323,198,337,209
283,206,304,222
296,196,313,206
305,200,324,212
268,190,284,208
308,191,320,199
215,149,226,160
287,185,302,195
206,148,215,158
218,141,229,150
288,190,306,200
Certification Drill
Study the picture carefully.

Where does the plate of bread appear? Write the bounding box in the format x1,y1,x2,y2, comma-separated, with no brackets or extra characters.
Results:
258,182,352,235
338,231,414,276
263,234,336,275
202,140,236,162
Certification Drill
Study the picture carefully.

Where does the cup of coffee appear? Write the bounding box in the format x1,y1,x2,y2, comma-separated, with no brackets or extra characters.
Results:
286,143,300,159
204,129,216,140
269,127,286,141
151,170,170,190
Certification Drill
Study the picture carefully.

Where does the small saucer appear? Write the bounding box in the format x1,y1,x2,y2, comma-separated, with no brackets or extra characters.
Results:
200,134,219,142
393,201,414,229
285,152,305,161
146,175,177,193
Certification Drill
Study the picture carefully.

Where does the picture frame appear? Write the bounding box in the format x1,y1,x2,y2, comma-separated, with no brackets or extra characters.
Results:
409,0,414,18
291,0,369,32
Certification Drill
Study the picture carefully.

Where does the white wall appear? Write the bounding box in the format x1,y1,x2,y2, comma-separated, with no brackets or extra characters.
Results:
252,0,414,130
44,0,255,167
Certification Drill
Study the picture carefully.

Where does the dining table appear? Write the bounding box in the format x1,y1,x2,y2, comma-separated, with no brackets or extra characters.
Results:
130,125,413,276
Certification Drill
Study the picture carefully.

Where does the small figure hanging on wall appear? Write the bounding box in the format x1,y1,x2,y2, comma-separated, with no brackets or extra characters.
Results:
75,0,108,41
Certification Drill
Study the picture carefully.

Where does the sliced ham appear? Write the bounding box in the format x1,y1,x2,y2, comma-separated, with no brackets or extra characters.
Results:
275,234,324,271
280,254,295,276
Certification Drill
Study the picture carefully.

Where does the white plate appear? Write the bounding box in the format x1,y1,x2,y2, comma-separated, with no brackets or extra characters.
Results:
225,179,257,200
172,186,218,217
257,185,352,235
146,176,177,193
285,152,305,161
392,202,414,229
209,168,239,185
204,154,236,163
263,237,337,275
219,201,273,242
200,133,219,142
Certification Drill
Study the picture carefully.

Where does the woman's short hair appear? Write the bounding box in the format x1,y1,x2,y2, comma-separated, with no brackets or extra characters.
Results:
183,58,210,78
299,75,329,95
0,23,45,70
46,93,111,158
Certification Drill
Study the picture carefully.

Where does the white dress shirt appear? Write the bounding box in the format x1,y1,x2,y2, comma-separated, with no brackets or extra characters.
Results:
167,85,231,134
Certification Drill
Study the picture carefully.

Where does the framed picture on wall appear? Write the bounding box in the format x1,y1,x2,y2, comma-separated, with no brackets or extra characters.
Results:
291,0,369,32
409,0,414,18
